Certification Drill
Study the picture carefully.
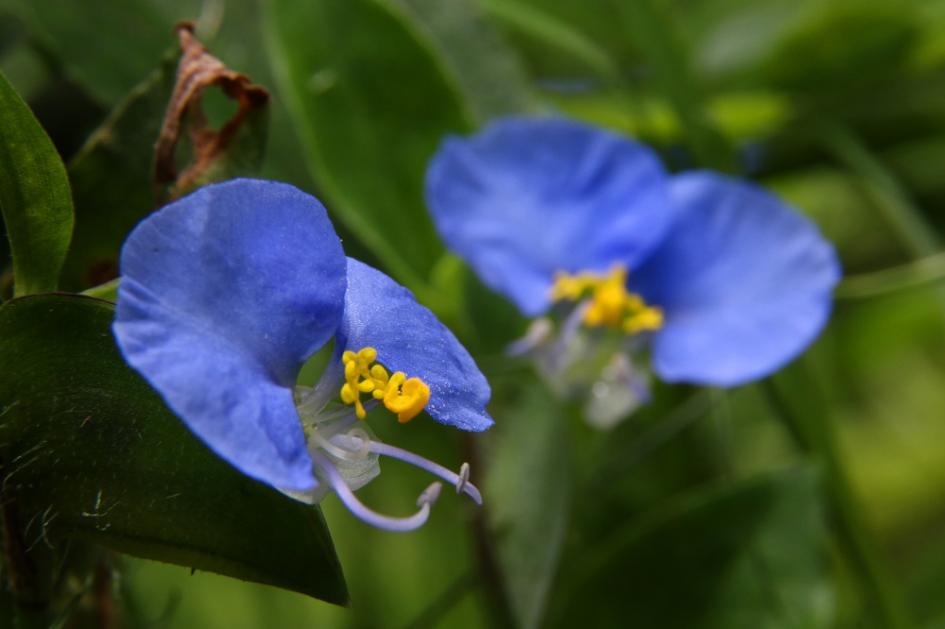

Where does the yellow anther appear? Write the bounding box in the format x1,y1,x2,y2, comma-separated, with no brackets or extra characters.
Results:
550,265,663,335
625,307,664,334
550,270,599,302
344,359,358,380
340,383,357,404
339,346,431,423
383,372,431,424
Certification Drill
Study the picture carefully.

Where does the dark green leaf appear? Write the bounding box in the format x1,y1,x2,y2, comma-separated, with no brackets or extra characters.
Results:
4,0,175,105
388,0,537,121
486,384,571,629
760,3,917,93
550,467,834,629
264,0,472,294
0,294,347,604
61,59,175,290
0,71,73,297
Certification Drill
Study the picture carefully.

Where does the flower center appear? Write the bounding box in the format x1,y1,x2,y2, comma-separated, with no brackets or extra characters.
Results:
339,347,431,422
294,386,482,533
550,264,663,334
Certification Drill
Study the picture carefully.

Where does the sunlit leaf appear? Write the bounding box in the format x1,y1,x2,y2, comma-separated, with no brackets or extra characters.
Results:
389,0,537,121
265,0,472,294
0,71,73,297
0,294,347,604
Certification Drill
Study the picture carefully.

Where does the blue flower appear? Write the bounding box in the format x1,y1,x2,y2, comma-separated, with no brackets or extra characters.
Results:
426,116,675,317
426,117,839,419
113,179,492,531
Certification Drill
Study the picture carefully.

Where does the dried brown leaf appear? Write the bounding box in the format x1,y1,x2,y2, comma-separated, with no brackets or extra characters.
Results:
154,23,269,201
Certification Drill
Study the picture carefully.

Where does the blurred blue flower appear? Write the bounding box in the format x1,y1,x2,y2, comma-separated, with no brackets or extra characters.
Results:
426,117,840,425
114,179,491,531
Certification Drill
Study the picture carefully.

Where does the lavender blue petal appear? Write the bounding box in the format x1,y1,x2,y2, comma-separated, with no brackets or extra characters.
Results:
113,179,347,492
336,258,493,431
426,116,673,316
632,172,841,386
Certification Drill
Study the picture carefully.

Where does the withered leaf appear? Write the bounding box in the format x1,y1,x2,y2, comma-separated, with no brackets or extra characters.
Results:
154,23,269,202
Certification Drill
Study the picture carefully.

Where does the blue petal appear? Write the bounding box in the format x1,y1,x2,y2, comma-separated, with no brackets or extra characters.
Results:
426,116,672,316
113,179,347,492
631,172,841,386
336,258,493,432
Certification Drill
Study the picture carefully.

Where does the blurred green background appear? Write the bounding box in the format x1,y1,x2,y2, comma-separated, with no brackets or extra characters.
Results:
3,0,945,627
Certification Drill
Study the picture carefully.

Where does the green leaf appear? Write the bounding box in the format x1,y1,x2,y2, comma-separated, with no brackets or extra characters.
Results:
0,71,73,297
486,384,571,629
387,0,537,121
4,0,174,105
0,294,347,604
264,0,472,295
760,3,917,94
613,0,737,171
550,467,835,629
764,368,911,629
482,0,622,85
61,59,175,290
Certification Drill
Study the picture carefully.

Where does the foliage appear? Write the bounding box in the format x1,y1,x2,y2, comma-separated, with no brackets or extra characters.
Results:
3,0,945,627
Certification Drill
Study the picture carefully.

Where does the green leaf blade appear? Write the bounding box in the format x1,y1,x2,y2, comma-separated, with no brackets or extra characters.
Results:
0,71,74,297
551,467,835,629
62,60,175,290
486,385,571,629
0,294,347,604
264,0,472,293
4,0,174,106
388,0,537,122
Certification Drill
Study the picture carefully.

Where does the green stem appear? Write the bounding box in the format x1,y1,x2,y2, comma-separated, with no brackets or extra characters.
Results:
461,433,516,629
818,122,939,257
762,376,910,629
836,252,945,299
818,121,945,316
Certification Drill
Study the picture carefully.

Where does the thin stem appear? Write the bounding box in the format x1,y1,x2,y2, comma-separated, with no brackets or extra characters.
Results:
818,121,945,318
819,122,939,257
2,470,53,628
91,556,117,629
835,251,945,299
762,377,910,629
461,433,516,629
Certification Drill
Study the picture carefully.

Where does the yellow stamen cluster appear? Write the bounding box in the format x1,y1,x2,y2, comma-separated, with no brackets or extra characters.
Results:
551,265,664,334
340,347,431,423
